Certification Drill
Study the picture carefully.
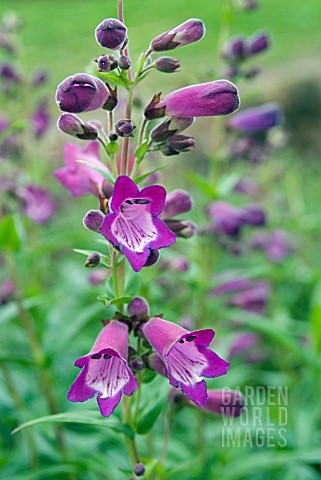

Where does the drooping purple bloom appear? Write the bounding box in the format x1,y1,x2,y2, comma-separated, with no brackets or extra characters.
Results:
31,100,50,138
53,141,108,197
250,229,292,263
228,281,270,314
150,19,205,52
56,73,110,113
227,103,282,133
157,80,240,118
68,321,138,417
17,185,55,224
143,317,230,407
229,332,265,362
99,176,176,272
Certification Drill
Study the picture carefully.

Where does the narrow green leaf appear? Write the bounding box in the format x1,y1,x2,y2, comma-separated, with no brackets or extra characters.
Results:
310,281,321,353
76,160,115,185
97,295,132,306
12,411,134,439
135,52,146,77
185,171,217,198
217,172,241,196
97,71,131,88
135,164,168,184
134,139,149,163
0,215,21,251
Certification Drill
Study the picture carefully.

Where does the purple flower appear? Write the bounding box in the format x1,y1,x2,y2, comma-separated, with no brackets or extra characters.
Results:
227,103,282,133
223,36,248,61
99,176,176,272
248,32,270,55
161,189,193,219
95,18,127,50
31,100,50,138
229,332,265,362
207,201,243,237
157,80,240,118
0,63,20,83
150,19,205,52
250,229,292,263
17,185,55,224
202,389,245,416
228,281,270,314
53,141,108,197
68,321,138,417
0,113,9,134
0,279,15,304
142,317,230,407
56,73,110,113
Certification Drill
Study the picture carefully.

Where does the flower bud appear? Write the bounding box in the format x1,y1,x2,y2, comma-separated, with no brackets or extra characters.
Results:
165,219,196,238
228,281,270,314
154,56,180,73
102,84,118,111
58,113,99,140
144,92,166,120
95,18,127,50
170,116,195,133
162,189,193,219
119,55,131,70
150,116,194,142
162,256,189,271
240,205,266,226
248,32,270,55
129,355,144,372
242,0,259,10
157,80,240,118
144,249,160,267
133,462,145,477
83,209,105,232
148,353,167,377
96,54,118,72
150,18,205,52
227,102,282,133
56,73,110,113
100,179,114,199
223,36,247,61
0,63,20,83
207,201,243,237
32,70,48,86
223,65,239,79
244,66,261,78
202,390,245,417
85,252,101,268
166,134,195,152
128,296,150,319
115,118,135,137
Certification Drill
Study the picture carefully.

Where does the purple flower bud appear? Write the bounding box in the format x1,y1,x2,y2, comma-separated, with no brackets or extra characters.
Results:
227,103,282,133
119,55,131,70
0,279,15,305
250,229,292,263
31,101,50,138
96,54,118,72
165,219,196,238
239,204,266,226
228,281,270,314
133,462,145,477
88,269,110,285
242,0,259,10
148,353,167,377
223,65,239,79
162,256,189,272
32,70,48,86
248,32,270,55
157,80,240,118
129,355,144,372
234,178,260,198
0,63,20,83
170,116,195,132
223,36,248,61
56,73,110,113
115,118,135,137
154,56,180,73
83,209,105,232
202,389,245,417
166,134,195,152
150,18,205,52
244,66,261,79
95,18,127,50
58,113,99,140
144,92,166,120
128,297,150,319
162,189,193,219
85,252,101,268
207,201,243,237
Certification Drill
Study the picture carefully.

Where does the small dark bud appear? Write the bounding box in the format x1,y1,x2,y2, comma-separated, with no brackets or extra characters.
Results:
57,113,99,140
102,84,118,111
150,119,175,142
240,205,266,226
133,462,145,477
128,296,150,319
167,134,195,152
223,36,248,61
119,55,131,70
108,131,118,142
154,56,180,73
0,63,21,83
85,252,101,268
129,355,144,372
115,118,135,137
83,209,105,232
165,219,196,238
148,353,167,376
160,145,179,156
100,180,114,199
144,92,166,120
248,32,270,55
95,18,127,50
162,189,193,219
97,54,118,72
170,116,195,133
150,19,205,52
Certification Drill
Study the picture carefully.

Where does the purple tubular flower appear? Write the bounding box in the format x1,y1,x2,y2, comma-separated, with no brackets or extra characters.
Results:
161,189,193,219
142,317,230,407
150,19,205,52
248,32,270,55
227,103,282,133
207,201,243,237
53,141,108,197
68,321,138,417
202,389,245,417
228,281,270,314
31,101,50,138
57,113,98,140
56,73,110,113
229,332,264,362
157,80,240,118
99,176,176,272
223,36,248,61
239,204,266,226
154,57,180,73
250,229,292,263
95,18,127,50
17,185,55,224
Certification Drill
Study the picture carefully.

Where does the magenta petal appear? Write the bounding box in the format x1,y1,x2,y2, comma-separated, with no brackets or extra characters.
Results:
185,329,215,347
67,368,96,402
110,176,140,212
123,373,139,396
84,140,101,158
121,246,150,272
139,185,166,216
64,143,79,169
180,379,207,407
97,391,122,417
200,347,230,378
99,213,119,246
149,217,176,250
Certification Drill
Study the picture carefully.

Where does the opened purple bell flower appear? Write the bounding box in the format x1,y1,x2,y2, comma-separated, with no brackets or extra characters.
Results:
143,317,230,407
17,185,55,224
68,321,138,417
56,73,110,113
227,102,282,133
99,176,176,272
150,18,205,52
53,141,108,197
157,80,240,118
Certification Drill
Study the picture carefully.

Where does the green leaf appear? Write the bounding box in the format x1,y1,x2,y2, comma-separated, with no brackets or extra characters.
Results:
97,71,131,89
134,139,149,163
125,268,141,296
217,172,241,196
0,215,21,251
310,281,321,353
12,411,134,439
0,353,33,365
136,379,169,434
135,52,146,77
76,160,115,185
106,141,119,156
135,164,168,184
185,171,218,199
97,295,132,307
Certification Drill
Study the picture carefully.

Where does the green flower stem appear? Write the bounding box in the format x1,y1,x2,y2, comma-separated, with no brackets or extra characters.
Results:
159,408,174,464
